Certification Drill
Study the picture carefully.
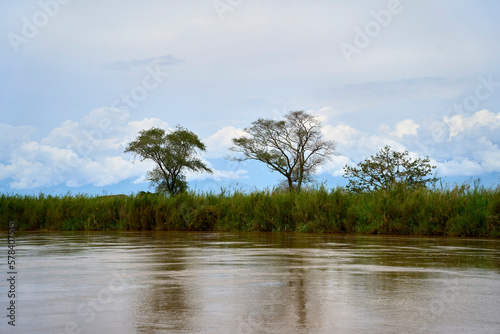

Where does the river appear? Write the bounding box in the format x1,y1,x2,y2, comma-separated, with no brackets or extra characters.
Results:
1,232,499,333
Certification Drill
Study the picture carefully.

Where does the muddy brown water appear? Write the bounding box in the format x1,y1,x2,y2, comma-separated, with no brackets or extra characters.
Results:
1,232,499,333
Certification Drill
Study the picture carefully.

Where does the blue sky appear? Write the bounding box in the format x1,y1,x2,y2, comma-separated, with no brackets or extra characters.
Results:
1,0,500,195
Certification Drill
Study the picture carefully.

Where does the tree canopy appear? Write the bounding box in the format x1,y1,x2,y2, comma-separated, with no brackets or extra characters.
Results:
343,145,438,193
230,111,336,192
124,126,212,195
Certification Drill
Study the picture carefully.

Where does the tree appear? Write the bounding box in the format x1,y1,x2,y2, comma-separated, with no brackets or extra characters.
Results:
125,126,212,195
230,111,336,192
343,145,438,193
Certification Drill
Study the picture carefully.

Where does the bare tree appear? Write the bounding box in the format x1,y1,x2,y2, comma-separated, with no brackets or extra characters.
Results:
230,111,336,192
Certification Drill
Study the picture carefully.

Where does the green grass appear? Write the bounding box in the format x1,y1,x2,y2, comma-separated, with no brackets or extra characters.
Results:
1,184,499,237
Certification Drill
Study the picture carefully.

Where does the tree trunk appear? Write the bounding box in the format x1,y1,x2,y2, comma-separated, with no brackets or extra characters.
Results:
287,177,294,192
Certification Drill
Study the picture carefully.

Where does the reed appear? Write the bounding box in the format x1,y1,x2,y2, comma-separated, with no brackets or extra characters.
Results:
1,184,499,237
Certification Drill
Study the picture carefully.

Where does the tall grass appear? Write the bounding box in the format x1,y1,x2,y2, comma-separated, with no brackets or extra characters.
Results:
1,184,499,237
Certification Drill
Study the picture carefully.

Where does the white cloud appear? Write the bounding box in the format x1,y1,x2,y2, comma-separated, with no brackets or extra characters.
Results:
0,124,37,159
0,108,160,189
317,155,354,177
187,168,248,182
391,119,420,138
3,142,80,189
204,126,246,158
1,103,500,191
445,109,500,137
121,118,171,148
126,118,170,136
0,109,251,190
0,140,150,190
72,156,148,188
322,123,360,146
41,107,132,155
317,108,500,179
310,106,343,123
436,159,484,176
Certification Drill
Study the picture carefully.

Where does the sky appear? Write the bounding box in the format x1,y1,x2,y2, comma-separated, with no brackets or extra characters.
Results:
1,0,500,195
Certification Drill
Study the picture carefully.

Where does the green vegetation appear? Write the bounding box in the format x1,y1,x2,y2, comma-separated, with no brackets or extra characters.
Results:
124,126,212,195
344,145,438,193
1,183,499,237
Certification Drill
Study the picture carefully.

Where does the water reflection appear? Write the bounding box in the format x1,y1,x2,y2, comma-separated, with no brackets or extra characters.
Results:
0,232,499,333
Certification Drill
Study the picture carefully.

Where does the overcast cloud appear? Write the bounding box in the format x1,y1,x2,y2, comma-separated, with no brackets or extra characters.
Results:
1,0,499,194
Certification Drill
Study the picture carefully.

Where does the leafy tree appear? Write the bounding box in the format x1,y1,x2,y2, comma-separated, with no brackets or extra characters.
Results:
125,126,212,195
343,145,438,193
230,111,336,192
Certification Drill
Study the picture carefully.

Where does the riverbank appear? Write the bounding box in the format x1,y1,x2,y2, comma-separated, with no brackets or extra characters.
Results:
1,184,499,237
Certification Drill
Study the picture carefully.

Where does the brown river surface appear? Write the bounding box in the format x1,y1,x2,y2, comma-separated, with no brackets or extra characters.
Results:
1,232,499,333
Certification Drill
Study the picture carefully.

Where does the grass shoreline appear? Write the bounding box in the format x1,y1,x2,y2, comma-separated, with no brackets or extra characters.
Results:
1,185,499,237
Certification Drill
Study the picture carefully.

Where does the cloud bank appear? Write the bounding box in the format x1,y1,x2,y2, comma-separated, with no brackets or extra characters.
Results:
0,108,246,190
1,107,499,191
